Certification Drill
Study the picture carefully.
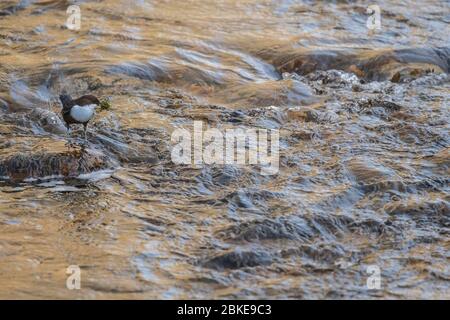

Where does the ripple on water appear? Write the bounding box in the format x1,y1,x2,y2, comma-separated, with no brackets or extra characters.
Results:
0,0,449,299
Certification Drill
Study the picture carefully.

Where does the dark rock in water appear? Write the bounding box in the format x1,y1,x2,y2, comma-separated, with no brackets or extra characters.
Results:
305,69,360,87
203,249,273,270
29,107,67,134
267,49,353,76
281,244,345,266
359,47,449,81
359,98,403,118
0,104,67,134
302,108,320,123
394,47,450,73
0,138,111,182
390,68,436,83
286,106,339,124
220,217,314,242
263,47,449,82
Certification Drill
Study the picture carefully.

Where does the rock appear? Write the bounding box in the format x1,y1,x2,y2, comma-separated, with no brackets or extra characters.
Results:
287,106,338,124
219,217,314,241
359,99,403,118
0,137,111,182
281,244,345,265
203,249,274,270
29,107,67,134
263,47,449,82
390,67,436,83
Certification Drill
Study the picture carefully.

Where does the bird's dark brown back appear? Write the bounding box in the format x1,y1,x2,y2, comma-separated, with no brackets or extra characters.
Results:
73,95,100,106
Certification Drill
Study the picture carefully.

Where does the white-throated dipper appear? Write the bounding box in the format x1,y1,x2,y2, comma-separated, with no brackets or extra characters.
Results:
59,93,110,143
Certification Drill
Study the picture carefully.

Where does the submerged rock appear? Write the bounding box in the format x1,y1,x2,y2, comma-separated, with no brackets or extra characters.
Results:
219,217,314,242
29,107,67,134
263,47,449,82
203,249,274,270
0,138,111,182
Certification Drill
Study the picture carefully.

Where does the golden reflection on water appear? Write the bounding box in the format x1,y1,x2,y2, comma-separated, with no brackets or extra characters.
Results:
0,0,449,299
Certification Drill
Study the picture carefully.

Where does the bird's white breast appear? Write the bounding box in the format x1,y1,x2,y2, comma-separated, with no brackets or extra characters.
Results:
70,104,96,123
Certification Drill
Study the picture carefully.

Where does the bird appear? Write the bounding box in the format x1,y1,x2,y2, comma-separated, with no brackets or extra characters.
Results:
59,93,110,144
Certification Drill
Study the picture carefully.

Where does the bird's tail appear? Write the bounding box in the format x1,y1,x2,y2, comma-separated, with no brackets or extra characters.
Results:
59,93,72,108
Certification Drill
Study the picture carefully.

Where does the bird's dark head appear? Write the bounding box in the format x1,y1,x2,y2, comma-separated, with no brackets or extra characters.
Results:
59,93,73,108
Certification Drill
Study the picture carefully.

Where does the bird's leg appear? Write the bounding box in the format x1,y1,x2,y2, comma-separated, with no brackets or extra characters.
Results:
83,123,88,144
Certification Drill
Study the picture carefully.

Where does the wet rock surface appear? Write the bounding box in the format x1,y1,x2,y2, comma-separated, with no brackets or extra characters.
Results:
0,138,110,182
203,250,274,270
263,47,450,82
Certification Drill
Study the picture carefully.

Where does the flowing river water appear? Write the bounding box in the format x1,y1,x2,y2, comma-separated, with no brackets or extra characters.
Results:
0,0,449,299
